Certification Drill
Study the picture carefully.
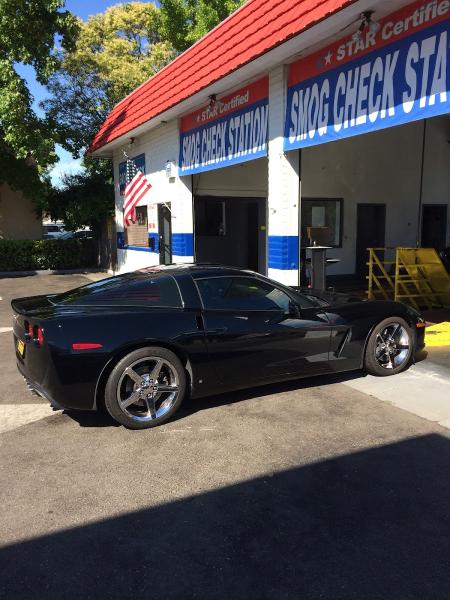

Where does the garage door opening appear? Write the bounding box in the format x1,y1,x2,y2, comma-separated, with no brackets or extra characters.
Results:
194,196,266,273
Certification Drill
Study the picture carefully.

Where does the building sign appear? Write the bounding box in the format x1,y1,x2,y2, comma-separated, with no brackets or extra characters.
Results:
284,0,450,151
179,78,269,175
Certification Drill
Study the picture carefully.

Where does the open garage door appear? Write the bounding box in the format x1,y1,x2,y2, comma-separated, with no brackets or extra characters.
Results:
194,196,267,273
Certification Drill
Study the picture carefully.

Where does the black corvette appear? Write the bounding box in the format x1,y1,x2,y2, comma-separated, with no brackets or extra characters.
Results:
12,265,426,429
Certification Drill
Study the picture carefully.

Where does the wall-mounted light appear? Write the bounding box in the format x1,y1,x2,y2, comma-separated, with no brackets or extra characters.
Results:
357,10,380,37
166,159,176,179
208,94,217,108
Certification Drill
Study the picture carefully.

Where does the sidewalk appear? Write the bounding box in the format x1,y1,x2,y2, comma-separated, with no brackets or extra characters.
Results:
345,346,450,430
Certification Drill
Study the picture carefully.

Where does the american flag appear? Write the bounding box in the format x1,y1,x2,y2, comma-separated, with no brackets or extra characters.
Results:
123,160,152,227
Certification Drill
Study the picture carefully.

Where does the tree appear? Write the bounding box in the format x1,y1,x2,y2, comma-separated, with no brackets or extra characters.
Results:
44,2,174,156
0,0,78,172
42,158,114,234
41,0,244,231
159,0,245,53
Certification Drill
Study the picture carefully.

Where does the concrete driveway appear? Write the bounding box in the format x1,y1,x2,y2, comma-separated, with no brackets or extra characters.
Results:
0,273,449,599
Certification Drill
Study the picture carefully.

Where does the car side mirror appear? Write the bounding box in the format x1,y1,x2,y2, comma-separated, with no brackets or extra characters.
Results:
288,301,301,319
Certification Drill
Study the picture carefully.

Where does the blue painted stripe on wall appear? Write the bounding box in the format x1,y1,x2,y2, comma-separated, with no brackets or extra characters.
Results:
117,231,159,253
126,246,154,253
172,233,194,257
268,236,299,270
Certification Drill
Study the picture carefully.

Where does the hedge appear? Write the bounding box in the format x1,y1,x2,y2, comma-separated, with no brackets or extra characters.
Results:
0,239,98,271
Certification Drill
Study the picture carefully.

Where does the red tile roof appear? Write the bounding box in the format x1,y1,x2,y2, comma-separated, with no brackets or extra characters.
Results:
89,0,354,153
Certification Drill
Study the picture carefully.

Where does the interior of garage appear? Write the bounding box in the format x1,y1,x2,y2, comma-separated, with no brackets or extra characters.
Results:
193,158,268,273
300,114,450,287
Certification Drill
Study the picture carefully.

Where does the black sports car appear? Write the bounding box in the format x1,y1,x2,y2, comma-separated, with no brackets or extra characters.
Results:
12,265,426,429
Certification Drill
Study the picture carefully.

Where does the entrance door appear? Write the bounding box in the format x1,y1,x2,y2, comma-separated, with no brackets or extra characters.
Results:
158,204,172,265
247,202,259,271
422,205,447,250
355,204,386,279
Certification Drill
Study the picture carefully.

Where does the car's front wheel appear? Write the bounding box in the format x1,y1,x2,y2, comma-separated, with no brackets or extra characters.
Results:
365,317,413,376
105,347,186,429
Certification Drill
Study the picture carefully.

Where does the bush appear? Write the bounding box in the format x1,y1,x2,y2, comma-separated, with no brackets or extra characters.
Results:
0,239,98,271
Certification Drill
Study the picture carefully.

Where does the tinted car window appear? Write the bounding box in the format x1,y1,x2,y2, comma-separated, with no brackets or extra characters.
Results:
196,277,292,311
52,273,182,307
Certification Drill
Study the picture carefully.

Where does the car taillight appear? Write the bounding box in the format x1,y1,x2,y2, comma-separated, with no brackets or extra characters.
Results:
24,321,32,341
33,325,44,347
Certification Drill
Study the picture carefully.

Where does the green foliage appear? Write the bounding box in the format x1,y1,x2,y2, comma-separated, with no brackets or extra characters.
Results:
159,0,244,52
0,0,78,168
44,2,174,156
37,0,244,231
42,161,114,233
0,239,97,271
0,139,51,208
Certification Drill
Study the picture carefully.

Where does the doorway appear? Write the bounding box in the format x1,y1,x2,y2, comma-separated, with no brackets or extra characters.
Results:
421,205,447,251
355,204,386,279
194,196,266,273
158,203,172,265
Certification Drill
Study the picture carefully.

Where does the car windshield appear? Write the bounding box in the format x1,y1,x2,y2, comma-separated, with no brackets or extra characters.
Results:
51,272,183,308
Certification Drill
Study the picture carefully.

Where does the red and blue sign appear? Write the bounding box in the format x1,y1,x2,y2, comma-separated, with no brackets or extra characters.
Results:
284,0,450,151
179,78,268,175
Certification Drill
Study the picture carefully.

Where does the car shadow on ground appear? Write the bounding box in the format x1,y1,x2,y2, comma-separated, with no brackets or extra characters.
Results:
1,433,449,599
64,370,368,429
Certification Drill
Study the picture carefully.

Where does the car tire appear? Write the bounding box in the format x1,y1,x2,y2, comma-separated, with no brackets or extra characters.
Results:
364,317,413,376
105,346,186,430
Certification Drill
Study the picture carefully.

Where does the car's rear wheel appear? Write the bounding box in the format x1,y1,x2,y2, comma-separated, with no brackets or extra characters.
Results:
365,317,413,376
105,347,186,429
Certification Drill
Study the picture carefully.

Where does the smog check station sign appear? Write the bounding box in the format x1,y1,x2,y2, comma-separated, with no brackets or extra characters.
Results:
179,78,268,175
284,0,450,150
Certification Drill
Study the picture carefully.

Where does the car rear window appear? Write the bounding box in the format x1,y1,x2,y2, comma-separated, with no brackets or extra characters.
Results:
52,272,183,308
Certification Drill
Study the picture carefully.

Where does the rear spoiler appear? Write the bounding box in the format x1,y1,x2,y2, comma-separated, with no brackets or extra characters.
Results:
11,295,52,316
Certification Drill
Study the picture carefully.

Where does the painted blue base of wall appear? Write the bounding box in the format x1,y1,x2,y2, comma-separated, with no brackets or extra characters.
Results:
116,232,159,253
268,236,299,270
172,233,194,257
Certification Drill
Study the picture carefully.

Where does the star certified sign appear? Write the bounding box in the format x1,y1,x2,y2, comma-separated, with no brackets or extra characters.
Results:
284,0,450,151
179,78,269,176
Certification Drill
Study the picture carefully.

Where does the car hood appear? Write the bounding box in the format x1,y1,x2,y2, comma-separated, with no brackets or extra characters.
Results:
290,287,366,307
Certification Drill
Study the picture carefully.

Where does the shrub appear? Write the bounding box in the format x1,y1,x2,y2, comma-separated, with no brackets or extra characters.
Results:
0,239,98,271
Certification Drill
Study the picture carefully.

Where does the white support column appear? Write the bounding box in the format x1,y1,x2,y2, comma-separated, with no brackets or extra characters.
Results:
171,173,194,264
267,65,300,286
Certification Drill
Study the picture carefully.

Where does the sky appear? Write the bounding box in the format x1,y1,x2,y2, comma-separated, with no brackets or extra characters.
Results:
18,1,154,186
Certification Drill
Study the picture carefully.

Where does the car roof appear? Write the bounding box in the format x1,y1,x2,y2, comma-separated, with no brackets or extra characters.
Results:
139,263,259,279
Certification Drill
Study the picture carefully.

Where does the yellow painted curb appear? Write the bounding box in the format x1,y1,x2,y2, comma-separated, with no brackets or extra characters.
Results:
425,322,450,347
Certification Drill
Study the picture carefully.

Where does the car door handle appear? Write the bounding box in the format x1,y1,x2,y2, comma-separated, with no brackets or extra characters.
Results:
205,327,227,335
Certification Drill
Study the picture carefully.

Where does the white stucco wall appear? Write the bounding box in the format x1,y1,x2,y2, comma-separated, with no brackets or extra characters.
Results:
113,120,192,273
112,90,449,278
193,158,267,197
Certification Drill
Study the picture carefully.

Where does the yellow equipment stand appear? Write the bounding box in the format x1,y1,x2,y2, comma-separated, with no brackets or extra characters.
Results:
367,247,450,309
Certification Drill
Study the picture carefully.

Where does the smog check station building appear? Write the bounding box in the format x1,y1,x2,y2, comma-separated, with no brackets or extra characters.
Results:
89,0,450,287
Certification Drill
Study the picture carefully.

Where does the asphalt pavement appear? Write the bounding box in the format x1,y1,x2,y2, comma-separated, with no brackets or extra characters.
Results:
0,273,449,600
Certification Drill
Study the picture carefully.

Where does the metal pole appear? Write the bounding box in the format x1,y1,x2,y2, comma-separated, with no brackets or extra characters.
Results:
298,149,302,286
416,119,427,247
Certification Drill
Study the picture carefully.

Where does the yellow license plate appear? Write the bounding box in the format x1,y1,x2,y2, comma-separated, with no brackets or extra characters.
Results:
17,339,25,357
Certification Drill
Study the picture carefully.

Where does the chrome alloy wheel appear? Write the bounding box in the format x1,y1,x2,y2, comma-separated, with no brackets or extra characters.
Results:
374,323,410,370
116,357,180,423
